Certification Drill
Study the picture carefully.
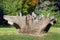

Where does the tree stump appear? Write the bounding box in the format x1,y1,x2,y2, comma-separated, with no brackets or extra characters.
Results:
4,15,57,34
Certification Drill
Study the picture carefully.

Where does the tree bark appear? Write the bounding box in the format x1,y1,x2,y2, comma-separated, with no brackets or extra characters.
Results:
4,15,57,34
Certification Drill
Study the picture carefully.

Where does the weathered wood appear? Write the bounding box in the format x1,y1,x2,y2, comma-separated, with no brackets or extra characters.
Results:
4,15,57,34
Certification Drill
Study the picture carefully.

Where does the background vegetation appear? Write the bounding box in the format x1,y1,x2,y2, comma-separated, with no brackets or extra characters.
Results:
0,0,60,27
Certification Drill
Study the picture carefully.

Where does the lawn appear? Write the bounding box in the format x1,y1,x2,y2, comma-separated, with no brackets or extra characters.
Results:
0,27,60,40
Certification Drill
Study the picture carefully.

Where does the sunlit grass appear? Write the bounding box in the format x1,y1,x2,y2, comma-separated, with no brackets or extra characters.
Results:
0,27,60,40
44,27,60,40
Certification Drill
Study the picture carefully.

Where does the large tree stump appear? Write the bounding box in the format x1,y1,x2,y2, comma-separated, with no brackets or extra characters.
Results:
4,15,57,34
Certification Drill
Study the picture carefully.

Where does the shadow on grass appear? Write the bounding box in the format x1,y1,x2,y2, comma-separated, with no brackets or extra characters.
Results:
0,25,14,28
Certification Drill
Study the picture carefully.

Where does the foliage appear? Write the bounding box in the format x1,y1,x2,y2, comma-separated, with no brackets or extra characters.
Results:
3,0,18,15
0,0,3,9
35,0,59,16
21,0,38,15
16,0,23,15
0,0,60,15
1,0,38,15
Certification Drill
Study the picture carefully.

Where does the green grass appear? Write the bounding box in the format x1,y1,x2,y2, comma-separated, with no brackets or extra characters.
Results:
44,27,60,40
0,27,60,40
